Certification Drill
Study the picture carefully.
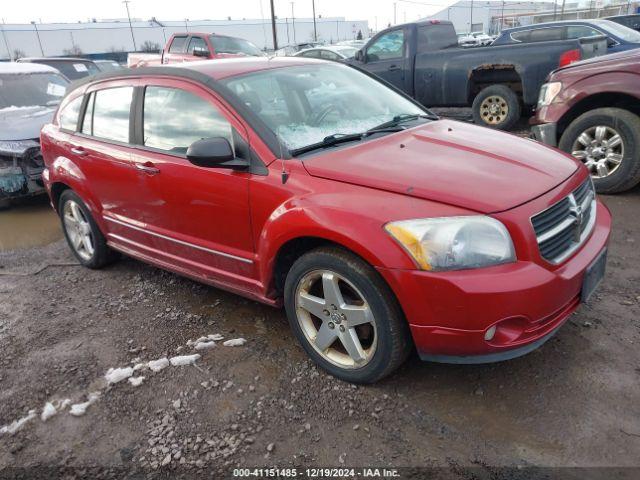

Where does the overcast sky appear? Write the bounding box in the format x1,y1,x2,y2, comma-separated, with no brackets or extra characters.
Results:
1,0,465,30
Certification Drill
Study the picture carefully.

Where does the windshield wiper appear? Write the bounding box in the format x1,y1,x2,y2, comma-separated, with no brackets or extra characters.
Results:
290,132,364,156
366,113,436,134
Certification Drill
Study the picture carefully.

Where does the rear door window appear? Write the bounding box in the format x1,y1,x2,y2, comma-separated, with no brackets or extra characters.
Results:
510,30,531,42
90,87,133,143
528,27,564,42
168,36,188,53
59,95,84,131
142,86,233,154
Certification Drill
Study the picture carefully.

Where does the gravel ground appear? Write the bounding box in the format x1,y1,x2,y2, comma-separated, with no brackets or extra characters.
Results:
0,114,639,479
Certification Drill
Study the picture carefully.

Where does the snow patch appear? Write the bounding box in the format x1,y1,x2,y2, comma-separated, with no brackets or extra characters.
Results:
69,392,100,417
223,338,247,347
133,362,147,372
128,376,145,387
105,367,134,384
194,340,215,350
147,357,170,372
208,334,224,341
0,409,36,436
41,402,57,422
169,354,200,366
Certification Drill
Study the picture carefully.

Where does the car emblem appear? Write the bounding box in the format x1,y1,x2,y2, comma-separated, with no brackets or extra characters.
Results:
568,194,584,242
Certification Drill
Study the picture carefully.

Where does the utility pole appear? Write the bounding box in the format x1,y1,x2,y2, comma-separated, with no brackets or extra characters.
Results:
394,2,397,24
184,19,189,31
553,0,558,21
123,0,137,52
470,0,474,33
31,21,44,56
1,22,13,60
501,0,505,31
560,0,566,19
312,0,317,42
291,2,296,44
270,0,278,50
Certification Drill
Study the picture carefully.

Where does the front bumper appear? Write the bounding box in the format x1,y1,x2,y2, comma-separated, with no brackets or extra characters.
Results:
376,201,611,363
530,122,558,147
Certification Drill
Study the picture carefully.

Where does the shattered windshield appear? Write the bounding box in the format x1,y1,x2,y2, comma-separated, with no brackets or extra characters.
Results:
222,64,427,151
0,72,69,109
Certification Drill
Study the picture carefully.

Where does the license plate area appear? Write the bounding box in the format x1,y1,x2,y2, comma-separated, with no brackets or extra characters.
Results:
581,248,607,303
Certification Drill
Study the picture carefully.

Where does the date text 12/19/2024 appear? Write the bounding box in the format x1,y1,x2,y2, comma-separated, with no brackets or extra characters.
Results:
232,468,401,478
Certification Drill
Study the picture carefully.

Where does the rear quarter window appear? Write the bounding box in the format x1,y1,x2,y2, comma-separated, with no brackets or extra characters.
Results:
59,95,84,131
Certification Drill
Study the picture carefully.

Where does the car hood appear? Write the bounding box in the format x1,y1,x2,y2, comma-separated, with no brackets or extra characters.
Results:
0,105,56,141
302,119,578,213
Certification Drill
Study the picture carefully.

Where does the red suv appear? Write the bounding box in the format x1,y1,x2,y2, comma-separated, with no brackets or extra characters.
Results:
40,58,611,383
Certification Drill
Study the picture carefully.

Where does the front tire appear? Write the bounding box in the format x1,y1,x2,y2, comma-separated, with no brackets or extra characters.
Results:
59,190,117,269
472,84,521,131
558,108,640,194
284,247,412,383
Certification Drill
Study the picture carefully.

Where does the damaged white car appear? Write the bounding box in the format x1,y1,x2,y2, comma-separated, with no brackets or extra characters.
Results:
0,62,69,208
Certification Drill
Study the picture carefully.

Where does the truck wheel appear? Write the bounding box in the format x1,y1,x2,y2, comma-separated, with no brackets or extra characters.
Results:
284,246,412,384
559,108,640,194
472,85,521,131
59,190,118,269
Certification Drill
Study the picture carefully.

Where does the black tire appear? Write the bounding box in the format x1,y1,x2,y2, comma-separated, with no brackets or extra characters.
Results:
471,84,521,131
284,246,412,384
58,190,117,269
558,108,640,194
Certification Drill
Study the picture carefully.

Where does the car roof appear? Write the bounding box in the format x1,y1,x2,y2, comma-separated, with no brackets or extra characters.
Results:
160,56,328,80
20,57,96,63
502,19,615,33
0,61,60,74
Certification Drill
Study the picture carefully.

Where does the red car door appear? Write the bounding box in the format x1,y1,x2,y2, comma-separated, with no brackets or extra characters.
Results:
68,80,141,224
124,78,255,282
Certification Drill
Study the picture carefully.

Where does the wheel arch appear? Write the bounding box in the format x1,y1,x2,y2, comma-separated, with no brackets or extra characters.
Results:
468,65,523,104
557,92,640,138
49,181,72,212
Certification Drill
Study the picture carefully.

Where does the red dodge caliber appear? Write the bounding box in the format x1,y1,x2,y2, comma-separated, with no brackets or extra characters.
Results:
40,58,611,383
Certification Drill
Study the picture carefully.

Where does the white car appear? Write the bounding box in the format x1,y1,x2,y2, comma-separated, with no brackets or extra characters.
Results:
294,45,360,61
0,62,69,208
458,32,494,47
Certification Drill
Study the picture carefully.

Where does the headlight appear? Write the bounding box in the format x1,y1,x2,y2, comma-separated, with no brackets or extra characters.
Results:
385,216,515,271
538,82,562,107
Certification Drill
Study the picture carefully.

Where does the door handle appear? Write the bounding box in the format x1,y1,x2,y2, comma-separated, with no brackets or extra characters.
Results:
134,161,160,175
388,65,401,71
70,146,88,156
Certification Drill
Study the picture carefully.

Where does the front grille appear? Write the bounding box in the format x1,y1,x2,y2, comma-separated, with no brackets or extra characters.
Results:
531,178,596,264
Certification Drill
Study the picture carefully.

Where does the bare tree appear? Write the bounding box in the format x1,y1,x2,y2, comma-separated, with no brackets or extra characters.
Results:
140,40,161,53
13,48,26,59
63,45,84,56
108,46,127,54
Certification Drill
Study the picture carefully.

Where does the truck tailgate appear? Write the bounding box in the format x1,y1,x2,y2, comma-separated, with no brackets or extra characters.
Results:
579,35,608,60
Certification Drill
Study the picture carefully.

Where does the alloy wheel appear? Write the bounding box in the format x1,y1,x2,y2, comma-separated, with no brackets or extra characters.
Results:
571,125,624,179
63,200,95,261
480,95,509,125
294,269,377,369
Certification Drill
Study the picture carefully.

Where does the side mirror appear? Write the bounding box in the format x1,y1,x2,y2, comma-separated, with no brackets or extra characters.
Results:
193,48,210,58
355,49,364,62
186,138,248,170
606,37,616,48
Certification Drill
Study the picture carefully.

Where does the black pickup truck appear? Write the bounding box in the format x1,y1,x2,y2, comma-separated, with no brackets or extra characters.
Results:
349,20,607,130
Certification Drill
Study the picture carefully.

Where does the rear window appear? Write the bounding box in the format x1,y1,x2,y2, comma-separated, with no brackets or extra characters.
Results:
38,60,100,80
417,25,458,51
169,36,188,53
90,87,133,143
59,95,83,131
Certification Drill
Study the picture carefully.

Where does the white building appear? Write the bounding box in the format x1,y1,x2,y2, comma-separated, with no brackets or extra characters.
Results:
423,1,557,34
0,16,369,60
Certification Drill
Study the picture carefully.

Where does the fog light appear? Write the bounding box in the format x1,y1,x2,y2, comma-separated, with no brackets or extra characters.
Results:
484,325,497,341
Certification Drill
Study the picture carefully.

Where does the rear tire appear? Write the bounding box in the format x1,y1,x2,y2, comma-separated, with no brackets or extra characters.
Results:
284,246,412,384
59,190,117,269
558,108,640,194
472,84,521,131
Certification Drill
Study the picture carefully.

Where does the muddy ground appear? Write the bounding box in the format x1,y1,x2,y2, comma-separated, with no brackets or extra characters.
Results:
0,114,639,479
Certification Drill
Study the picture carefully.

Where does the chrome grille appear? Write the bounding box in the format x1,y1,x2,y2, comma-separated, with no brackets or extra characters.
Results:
531,178,596,264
